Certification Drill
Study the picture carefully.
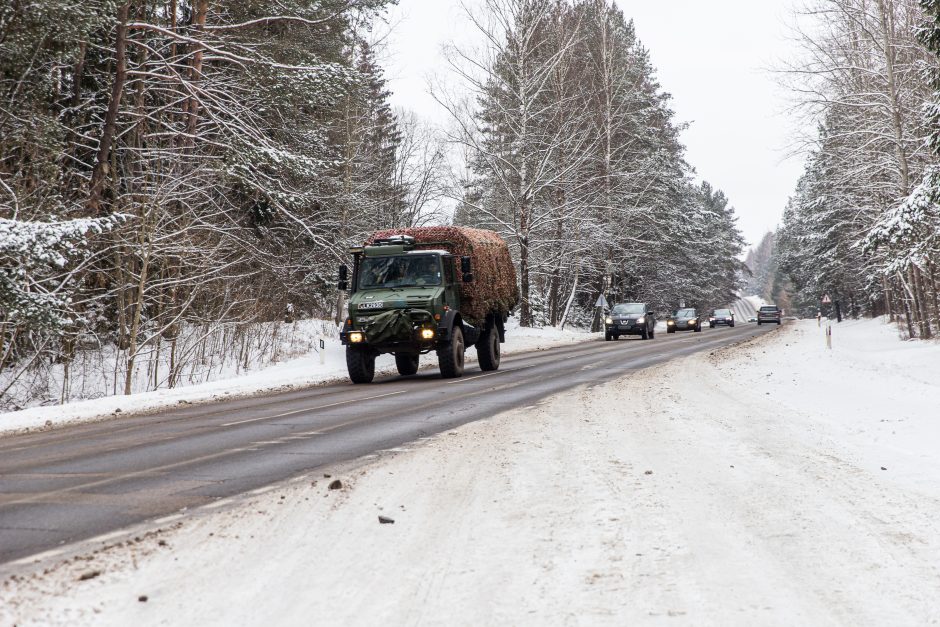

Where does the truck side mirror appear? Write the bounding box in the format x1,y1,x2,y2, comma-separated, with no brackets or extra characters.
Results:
338,264,348,290
460,256,473,282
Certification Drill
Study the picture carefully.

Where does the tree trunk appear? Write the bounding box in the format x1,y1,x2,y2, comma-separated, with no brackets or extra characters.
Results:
898,271,917,338
558,265,579,330
87,1,131,215
184,0,209,146
124,235,152,395
883,274,894,322
912,265,932,339
519,234,531,327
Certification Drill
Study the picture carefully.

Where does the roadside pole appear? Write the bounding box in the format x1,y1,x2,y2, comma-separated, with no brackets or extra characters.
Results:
319,338,325,365
826,323,832,349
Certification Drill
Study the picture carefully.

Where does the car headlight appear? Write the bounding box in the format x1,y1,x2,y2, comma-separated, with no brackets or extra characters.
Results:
709,317,715,321
605,317,613,324
636,317,645,324
689,319,697,325
349,331,364,343
667,320,675,325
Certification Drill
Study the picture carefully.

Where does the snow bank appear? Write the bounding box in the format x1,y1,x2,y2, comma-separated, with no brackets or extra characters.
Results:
0,318,595,437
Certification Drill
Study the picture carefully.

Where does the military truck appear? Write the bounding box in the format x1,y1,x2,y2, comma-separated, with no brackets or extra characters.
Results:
338,226,519,384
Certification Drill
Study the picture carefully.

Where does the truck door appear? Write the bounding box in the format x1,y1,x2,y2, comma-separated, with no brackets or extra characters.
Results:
443,256,459,308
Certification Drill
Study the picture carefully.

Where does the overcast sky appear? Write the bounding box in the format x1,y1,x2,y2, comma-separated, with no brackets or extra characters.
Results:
383,0,805,249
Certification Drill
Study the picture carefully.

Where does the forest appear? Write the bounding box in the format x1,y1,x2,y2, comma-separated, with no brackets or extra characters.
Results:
0,0,792,408
775,0,940,338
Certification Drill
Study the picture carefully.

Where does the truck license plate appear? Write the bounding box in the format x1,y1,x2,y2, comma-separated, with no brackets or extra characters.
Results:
358,301,384,310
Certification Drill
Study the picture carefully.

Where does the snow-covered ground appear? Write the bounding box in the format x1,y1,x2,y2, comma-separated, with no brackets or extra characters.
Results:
0,317,597,438
4,317,940,625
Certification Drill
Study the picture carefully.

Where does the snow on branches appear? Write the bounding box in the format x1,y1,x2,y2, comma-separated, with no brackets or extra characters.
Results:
0,215,126,328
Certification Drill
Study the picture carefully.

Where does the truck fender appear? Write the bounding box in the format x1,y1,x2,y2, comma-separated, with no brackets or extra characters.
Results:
339,317,353,345
437,310,461,341
495,313,506,343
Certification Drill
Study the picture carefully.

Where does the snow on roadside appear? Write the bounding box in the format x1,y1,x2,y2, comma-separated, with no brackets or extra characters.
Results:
0,318,597,438
5,317,940,625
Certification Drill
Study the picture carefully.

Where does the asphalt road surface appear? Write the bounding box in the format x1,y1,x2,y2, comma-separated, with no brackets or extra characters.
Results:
0,322,775,567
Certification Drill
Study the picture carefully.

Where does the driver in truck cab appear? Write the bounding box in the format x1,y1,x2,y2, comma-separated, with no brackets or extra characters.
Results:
414,256,440,286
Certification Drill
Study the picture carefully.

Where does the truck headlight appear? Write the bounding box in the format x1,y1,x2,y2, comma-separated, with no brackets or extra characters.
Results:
349,331,364,343
605,317,613,325
420,328,435,340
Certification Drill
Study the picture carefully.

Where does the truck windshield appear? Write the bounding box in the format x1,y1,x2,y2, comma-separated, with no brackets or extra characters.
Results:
358,255,442,289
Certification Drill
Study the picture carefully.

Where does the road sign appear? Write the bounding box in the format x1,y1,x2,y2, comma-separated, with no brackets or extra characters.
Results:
821,294,832,304
595,294,608,309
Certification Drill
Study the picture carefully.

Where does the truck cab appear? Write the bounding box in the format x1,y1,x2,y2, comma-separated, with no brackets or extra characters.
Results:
339,233,504,383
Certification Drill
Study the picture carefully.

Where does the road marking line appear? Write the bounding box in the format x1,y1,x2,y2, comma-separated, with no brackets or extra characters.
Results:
451,364,538,384
221,390,406,427
154,514,184,525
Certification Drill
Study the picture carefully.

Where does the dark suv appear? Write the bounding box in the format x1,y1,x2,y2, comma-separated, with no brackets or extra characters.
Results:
709,308,735,328
605,302,656,341
757,305,782,325
667,308,701,333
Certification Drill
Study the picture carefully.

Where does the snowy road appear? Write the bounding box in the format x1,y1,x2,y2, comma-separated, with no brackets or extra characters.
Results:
4,318,938,626
0,323,772,568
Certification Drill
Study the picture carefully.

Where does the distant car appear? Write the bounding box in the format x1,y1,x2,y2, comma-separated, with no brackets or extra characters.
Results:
757,305,782,325
605,302,656,341
747,316,758,323
709,308,735,328
667,308,701,333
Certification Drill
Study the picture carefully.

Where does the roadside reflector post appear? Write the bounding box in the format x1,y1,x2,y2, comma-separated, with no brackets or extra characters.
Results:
320,338,326,365
826,324,832,350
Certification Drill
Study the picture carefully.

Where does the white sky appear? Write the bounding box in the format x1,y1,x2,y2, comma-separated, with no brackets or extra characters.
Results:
383,0,805,249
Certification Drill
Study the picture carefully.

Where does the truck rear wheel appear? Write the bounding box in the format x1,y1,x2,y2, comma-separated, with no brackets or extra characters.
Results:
438,325,465,378
346,347,375,384
395,353,419,376
477,325,500,371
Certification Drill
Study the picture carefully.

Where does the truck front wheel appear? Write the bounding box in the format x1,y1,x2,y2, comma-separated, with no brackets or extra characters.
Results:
395,353,419,376
477,325,500,371
346,347,376,384
438,325,465,378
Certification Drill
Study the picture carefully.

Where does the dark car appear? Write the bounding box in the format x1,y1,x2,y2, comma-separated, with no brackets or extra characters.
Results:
709,308,735,328
605,302,656,341
667,308,701,333
757,305,782,325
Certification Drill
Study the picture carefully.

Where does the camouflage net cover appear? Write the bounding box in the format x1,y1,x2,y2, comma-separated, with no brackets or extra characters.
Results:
364,309,414,344
367,227,519,324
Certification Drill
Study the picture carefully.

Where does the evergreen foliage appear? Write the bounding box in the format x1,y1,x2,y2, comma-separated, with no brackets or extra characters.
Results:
451,0,745,326
777,0,940,334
